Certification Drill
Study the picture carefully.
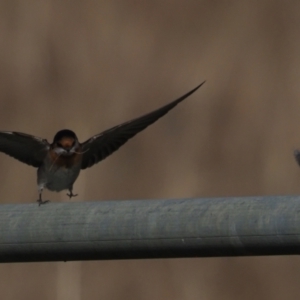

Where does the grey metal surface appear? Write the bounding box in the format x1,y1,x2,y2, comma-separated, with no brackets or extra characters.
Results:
0,196,299,262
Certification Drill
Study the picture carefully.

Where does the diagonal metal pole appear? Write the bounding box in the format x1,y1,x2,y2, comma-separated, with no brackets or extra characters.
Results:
0,196,300,263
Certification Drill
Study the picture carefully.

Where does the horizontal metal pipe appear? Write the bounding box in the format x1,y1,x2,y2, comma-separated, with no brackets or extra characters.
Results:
0,196,299,263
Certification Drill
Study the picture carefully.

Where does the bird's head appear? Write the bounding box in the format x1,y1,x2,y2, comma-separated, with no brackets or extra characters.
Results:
52,129,79,156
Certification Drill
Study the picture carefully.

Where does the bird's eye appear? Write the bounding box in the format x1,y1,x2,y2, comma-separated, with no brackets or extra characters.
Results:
57,142,63,148
72,140,76,147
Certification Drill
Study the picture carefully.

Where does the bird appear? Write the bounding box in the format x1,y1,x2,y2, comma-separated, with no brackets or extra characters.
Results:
294,150,300,166
0,82,205,205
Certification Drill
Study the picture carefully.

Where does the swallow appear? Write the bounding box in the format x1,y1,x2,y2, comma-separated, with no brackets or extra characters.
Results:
294,150,300,166
0,82,205,205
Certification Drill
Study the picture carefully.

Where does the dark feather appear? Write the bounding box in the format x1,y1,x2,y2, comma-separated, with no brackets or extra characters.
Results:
0,131,49,167
81,82,205,169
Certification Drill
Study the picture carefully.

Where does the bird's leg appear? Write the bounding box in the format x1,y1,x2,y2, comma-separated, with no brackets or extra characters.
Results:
67,187,78,199
37,188,50,206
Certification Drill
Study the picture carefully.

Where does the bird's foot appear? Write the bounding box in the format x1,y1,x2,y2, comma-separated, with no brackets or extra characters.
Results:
37,199,50,206
67,191,78,199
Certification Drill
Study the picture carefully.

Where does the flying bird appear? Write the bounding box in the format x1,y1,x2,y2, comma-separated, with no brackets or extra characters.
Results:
0,82,205,205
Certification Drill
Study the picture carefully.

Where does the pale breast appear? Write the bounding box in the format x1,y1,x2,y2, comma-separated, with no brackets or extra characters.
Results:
38,153,82,192
45,165,81,191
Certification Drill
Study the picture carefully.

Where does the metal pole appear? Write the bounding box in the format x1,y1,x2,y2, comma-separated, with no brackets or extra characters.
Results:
0,196,299,263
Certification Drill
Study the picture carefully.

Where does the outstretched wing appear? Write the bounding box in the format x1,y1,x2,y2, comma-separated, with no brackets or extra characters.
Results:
81,82,205,169
0,131,49,167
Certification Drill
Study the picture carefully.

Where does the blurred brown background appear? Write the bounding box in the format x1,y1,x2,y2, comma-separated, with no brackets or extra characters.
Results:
0,1,300,299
